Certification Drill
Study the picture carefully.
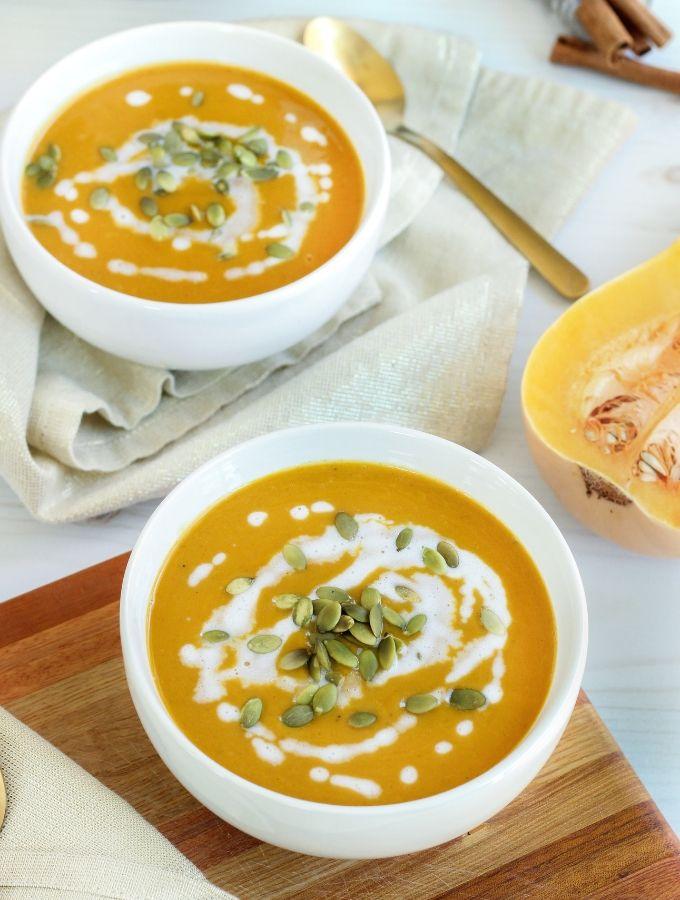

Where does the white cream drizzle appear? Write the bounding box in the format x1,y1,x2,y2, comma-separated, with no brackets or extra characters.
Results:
227,83,264,105
179,86,193,97
247,511,268,527
37,116,332,283
26,211,97,261
456,720,473,737
187,552,226,588
329,774,381,799
70,209,89,224
301,125,327,147
179,514,511,784
125,90,152,107
435,741,453,755
400,765,418,784
289,505,309,520
310,500,334,513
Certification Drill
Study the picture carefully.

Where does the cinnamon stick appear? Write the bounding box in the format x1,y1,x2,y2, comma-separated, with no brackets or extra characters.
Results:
576,0,632,61
608,0,672,47
551,35,680,95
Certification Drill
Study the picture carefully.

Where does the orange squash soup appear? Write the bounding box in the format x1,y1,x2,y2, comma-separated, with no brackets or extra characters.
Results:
148,462,556,805
22,63,364,303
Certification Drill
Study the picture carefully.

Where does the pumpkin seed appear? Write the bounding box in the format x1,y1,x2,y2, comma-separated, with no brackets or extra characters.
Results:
37,154,55,172
437,540,459,568
295,684,318,705
406,613,427,635
201,149,220,167
247,634,282,654
405,693,438,714
423,547,447,574
234,145,258,167
312,682,337,715
449,688,486,710
216,161,238,180
172,151,199,167
179,124,201,145
359,649,378,681
226,577,254,595
394,636,406,655
135,166,152,190
317,586,351,604
149,215,171,241
333,614,354,633
47,143,61,161
378,635,396,670
396,527,413,551
239,697,262,729
283,543,306,570
312,597,333,615
344,602,369,623
316,600,342,633
150,145,168,167
279,648,310,670
89,187,110,210
138,131,162,145
369,603,384,637
191,89,205,107
326,670,344,687
395,585,420,604
349,711,377,729
202,629,229,643
204,202,225,228
480,606,506,636
156,170,178,193
300,201,315,213
189,203,203,222
163,130,183,154
275,148,294,169
36,171,55,188
292,596,313,627
214,179,230,195
308,654,322,682
383,606,406,630
315,639,331,670
281,704,313,727
350,623,378,646
361,587,381,610
217,136,234,155
273,593,300,610
99,145,117,162
335,511,358,541
139,196,158,217
326,639,359,669
265,242,294,260
164,212,191,228
282,208,293,227
239,126,260,141
25,162,40,178
245,138,268,156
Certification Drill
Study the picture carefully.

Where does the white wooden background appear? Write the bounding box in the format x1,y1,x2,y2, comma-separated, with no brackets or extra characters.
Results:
1,0,678,835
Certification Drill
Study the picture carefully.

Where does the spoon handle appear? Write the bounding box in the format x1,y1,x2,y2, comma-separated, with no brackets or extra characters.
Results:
391,124,589,300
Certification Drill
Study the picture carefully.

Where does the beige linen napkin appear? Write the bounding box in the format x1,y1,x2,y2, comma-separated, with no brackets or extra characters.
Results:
0,19,635,524
0,708,230,899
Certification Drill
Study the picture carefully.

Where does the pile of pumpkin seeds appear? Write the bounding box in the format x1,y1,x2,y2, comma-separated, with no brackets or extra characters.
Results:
207,511,498,733
24,143,61,189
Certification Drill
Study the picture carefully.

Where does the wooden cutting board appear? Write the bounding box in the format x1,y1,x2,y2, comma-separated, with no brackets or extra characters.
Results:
1,554,679,898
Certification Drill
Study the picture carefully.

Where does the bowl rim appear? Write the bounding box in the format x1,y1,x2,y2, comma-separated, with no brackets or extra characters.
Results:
0,20,390,314
120,421,588,816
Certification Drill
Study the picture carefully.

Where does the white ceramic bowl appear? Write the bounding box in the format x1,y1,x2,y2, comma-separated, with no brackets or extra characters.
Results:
120,423,588,859
0,22,389,370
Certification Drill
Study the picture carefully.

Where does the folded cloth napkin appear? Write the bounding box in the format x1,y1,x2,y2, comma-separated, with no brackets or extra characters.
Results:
0,708,231,899
0,18,635,524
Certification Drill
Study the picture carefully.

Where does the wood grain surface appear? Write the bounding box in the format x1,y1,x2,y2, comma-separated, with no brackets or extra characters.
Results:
1,554,678,899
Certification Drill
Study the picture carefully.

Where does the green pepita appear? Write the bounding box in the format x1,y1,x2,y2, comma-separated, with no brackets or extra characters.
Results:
172,151,200,167
344,602,369,623
292,596,313,627
234,145,258,167
216,161,238,180
283,543,306,570
316,600,342,633
25,162,40,178
226,577,254,595
369,602,384,637
383,606,406,630
245,138,268,156
99,145,117,162
480,606,506,636
37,154,55,172
300,201,315,213
281,704,313,727
47,143,61,161
358,649,378,682
423,547,447,574
150,145,168,167
333,614,354,633
189,203,203,222
326,639,359,669
349,711,377,729
247,634,282,654
191,90,205,107
437,540,459,568
317,586,351,604
275,148,294,169
315,639,331,670
395,585,420,604
164,212,191,228
350,623,378,646
134,167,152,190
239,697,262,729
273,593,300,609
312,682,338,715
295,684,318,705
308,653,322,682
180,125,201,145
406,613,427,635
149,215,171,241
201,629,229,643
138,132,162,146
265,242,294,260
334,511,358,541
163,130,183,154
139,196,158,218
378,634,397,670
360,587,381,610
405,693,438,714
396,527,413,551
279,648,310,670
36,171,55,189
156,170,178,193
449,688,486,710
214,178,230,195
206,202,226,228
89,187,110,210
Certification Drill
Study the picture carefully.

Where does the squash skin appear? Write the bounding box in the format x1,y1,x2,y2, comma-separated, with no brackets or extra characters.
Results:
522,241,680,558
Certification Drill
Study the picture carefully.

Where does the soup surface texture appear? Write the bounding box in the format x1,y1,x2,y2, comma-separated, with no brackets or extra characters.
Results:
149,462,556,805
23,63,364,303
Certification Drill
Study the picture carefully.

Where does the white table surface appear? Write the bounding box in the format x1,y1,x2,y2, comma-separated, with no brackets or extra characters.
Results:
1,0,679,837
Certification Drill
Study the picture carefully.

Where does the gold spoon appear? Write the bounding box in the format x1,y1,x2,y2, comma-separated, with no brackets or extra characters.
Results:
303,17,590,300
